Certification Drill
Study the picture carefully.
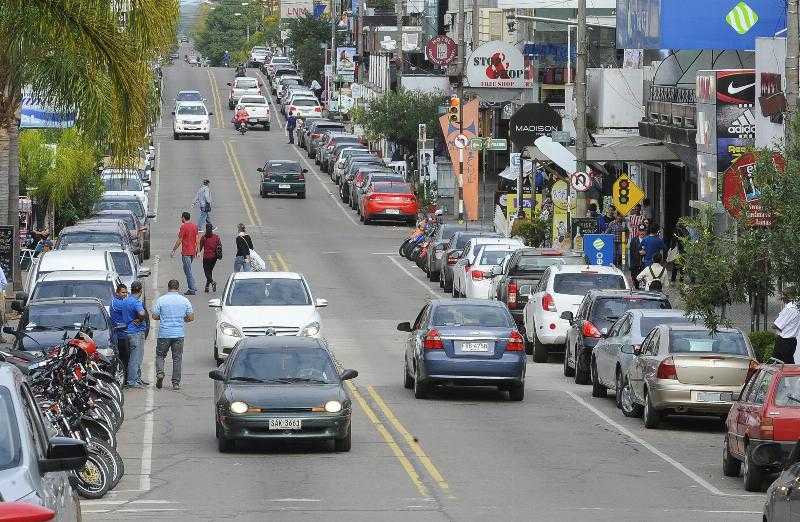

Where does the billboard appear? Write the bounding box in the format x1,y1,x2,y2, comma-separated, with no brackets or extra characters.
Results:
281,0,313,18
20,91,75,129
336,47,355,82
617,0,786,50
755,37,786,149
465,41,531,89
715,70,755,180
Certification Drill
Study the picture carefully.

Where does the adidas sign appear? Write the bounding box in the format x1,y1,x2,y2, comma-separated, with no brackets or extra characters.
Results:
727,109,756,135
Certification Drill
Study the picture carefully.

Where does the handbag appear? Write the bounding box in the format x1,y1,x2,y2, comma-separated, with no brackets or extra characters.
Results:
666,245,679,264
248,250,266,271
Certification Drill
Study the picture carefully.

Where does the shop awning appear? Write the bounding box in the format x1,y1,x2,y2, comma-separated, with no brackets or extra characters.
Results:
525,136,680,165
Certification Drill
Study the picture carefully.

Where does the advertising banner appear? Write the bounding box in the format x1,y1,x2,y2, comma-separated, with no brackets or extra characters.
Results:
551,180,576,247
508,103,563,149
20,91,75,129
755,37,787,149
465,41,532,89
336,47,356,82
281,0,313,18
715,70,755,195
721,151,784,226
438,98,480,220
584,234,615,266
505,193,542,221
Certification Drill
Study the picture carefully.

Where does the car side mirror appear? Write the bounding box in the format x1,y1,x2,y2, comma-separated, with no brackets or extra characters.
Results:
397,321,412,332
208,369,225,381
38,436,87,473
560,311,574,323
315,298,328,308
137,267,151,278
340,369,358,381
208,298,222,308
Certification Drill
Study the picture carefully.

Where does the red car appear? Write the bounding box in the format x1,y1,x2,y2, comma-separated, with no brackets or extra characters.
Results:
0,502,55,522
724,363,800,491
361,182,418,225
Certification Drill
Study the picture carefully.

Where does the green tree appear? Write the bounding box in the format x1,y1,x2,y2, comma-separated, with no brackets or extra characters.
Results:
282,15,340,83
195,0,275,65
352,89,446,151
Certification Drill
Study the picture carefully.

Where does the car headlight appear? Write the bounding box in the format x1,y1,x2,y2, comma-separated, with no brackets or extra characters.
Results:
220,322,242,337
324,400,342,413
300,322,320,337
229,401,248,414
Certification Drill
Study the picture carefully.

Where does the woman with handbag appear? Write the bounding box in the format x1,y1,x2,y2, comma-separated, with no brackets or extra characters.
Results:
667,224,685,283
197,223,222,292
234,223,254,272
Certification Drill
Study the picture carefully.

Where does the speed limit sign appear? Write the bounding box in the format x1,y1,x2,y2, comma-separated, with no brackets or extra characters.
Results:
570,171,592,192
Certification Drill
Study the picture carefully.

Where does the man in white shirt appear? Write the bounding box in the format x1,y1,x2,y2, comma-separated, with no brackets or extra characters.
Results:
774,297,800,363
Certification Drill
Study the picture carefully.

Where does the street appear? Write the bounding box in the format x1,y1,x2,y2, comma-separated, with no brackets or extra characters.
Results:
80,58,766,521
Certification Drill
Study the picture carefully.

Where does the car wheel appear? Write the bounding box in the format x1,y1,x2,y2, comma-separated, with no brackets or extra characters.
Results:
620,380,643,417
532,335,548,363
403,360,413,389
173,132,179,140
643,389,661,429
413,370,428,399
213,343,223,366
430,270,439,282
722,435,742,477
563,343,575,377
334,426,352,452
204,133,210,141
615,369,624,409
298,192,306,199
743,446,765,492
591,359,607,397
574,349,591,385
508,383,524,401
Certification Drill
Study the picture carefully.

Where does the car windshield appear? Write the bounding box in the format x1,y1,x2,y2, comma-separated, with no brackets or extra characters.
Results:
177,105,207,116
177,91,202,102
96,200,144,220
317,125,344,133
268,162,301,173
774,376,800,407
372,183,412,194
0,387,21,472
230,348,338,383
432,305,511,328
226,278,311,306
59,232,122,247
236,79,258,89
590,298,671,329
453,233,496,249
272,57,291,64
668,330,749,356
479,249,511,266
109,251,133,276
553,273,626,296
240,96,266,105
638,316,693,336
32,281,112,306
369,175,404,185
439,225,465,240
28,303,108,330
292,99,318,107
104,177,142,191
514,255,582,273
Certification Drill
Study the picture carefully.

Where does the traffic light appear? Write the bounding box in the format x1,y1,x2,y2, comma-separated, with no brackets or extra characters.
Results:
448,96,460,124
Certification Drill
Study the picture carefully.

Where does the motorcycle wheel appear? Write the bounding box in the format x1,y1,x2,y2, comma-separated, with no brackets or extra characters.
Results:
89,440,125,489
86,420,117,449
399,239,411,258
72,453,112,499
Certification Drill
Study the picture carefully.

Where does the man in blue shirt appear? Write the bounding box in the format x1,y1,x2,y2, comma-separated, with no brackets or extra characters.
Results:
110,283,129,381
639,224,666,268
124,281,148,388
151,279,194,390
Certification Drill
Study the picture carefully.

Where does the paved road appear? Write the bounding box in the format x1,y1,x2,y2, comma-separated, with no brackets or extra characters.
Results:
79,57,767,521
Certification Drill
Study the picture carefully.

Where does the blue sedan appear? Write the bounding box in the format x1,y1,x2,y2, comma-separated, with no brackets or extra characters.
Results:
398,299,527,401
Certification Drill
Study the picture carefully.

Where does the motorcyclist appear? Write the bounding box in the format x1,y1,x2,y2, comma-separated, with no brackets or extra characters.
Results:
235,63,247,77
233,106,250,131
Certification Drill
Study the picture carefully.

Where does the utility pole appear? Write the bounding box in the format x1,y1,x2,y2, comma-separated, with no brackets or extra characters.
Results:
396,0,405,86
329,0,337,112
471,0,479,52
455,0,465,221
787,0,798,144
357,4,364,82
573,0,587,248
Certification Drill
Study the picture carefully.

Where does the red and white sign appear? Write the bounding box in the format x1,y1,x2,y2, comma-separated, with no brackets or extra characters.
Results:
570,171,592,192
425,35,457,66
721,151,784,227
453,134,469,149
465,41,531,89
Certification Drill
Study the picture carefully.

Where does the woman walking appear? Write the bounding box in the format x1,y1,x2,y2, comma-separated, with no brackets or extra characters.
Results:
197,223,221,292
234,223,253,272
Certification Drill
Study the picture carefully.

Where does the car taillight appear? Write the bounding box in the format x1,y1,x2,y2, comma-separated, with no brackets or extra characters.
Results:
471,270,485,280
298,172,305,180
506,330,524,351
507,282,518,309
423,329,443,350
581,320,601,338
656,356,677,380
759,417,774,440
447,252,459,265
541,292,556,312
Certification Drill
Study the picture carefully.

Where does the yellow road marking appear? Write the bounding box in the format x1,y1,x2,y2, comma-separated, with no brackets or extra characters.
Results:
205,69,223,128
226,142,262,227
266,254,278,271
222,141,256,226
275,252,289,271
366,385,451,495
345,382,429,498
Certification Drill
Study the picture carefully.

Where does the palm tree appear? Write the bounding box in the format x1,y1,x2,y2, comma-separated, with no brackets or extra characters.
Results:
0,0,178,286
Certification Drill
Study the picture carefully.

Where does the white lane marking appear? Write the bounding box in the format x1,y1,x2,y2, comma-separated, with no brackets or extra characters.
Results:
139,256,159,492
370,252,399,255
564,391,760,498
387,256,439,297
81,500,176,505
268,498,322,502
83,508,186,514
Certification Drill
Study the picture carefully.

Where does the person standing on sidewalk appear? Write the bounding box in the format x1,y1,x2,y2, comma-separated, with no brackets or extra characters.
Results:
639,223,666,268
171,212,198,295
193,179,213,231
124,281,148,388
774,296,800,363
151,279,194,390
628,224,647,289
286,110,297,144
197,223,221,293
234,223,253,272
110,283,129,381
604,211,626,266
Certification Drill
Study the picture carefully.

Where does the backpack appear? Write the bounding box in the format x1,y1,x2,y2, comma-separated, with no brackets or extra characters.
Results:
647,265,665,291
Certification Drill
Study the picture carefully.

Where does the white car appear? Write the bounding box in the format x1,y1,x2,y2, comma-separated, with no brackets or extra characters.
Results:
227,77,261,109
452,239,523,298
24,250,117,294
522,264,629,362
235,95,270,130
174,90,205,113
276,75,304,99
101,171,150,212
286,95,322,118
249,46,269,66
172,101,211,140
209,272,328,363
264,55,292,76
453,244,520,300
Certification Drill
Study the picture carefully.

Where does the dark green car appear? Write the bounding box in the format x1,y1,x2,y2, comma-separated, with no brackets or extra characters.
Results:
258,160,307,199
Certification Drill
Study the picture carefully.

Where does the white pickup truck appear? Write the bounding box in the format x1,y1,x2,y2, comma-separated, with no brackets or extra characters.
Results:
236,95,270,130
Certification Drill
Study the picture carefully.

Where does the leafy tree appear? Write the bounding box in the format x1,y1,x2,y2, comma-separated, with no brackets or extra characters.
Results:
195,0,275,65
352,89,446,151
282,15,340,83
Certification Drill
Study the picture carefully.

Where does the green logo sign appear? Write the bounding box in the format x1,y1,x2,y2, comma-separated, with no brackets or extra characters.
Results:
726,1,758,35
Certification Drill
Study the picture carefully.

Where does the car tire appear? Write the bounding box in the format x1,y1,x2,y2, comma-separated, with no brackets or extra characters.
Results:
204,133,210,141
722,435,742,477
643,389,661,429
591,359,607,397
413,371,428,399
532,335,548,363
620,380,643,417
743,446,764,491
404,361,413,389
574,350,591,385
563,344,575,377
144,241,151,260
173,132,179,140
508,383,524,401
615,369,624,409
430,270,439,282
213,343,223,366
334,427,352,452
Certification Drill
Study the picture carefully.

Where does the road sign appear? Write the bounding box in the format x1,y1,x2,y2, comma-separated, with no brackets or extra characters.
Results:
570,171,592,192
469,137,486,151
487,138,507,151
584,234,615,266
453,134,469,150
425,35,458,66
510,152,521,167
612,174,645,216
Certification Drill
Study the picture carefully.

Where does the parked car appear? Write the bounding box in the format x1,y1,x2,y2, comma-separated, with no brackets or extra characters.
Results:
320,135,362,172
425,224,467,283
248,46,269,67
208,272,328,364
398,299,526,400
75,216,142,261
346,161,388,208
623,324,757,429
354,171,404,214
258,160,307,199
55,222,139,261
94,195,155,259
25,270,120,312
763,442,800,519
275,76,304,99
300,120,345,150
0,363,87,520
25,250,117,294
286,96,321,120
360,182,418,225
88,209,146,259
523,264,629,364
724,364,800,491
209,336,357,452
262,55,292,77
100,171,150,213
0,502,56,522
105,248,151,303
333,149,374,185
235,95,270,130
593,309,693,407
328,145,367,179
227,77,262,109
271,68,299,92
440,230,501,293
451,240,524,299
172,101,211,140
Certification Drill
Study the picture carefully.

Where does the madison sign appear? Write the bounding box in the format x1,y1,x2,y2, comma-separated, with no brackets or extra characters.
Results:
465,41,531,89
509,103,563,148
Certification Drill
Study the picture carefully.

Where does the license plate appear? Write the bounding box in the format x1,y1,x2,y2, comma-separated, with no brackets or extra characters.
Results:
279,184,291,189
696,391,732,402
269,418,302,430
385,209,400,215
461,342,489,352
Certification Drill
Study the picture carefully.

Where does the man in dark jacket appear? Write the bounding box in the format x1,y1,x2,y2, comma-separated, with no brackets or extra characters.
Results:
286,110,297,144
628,224,647,289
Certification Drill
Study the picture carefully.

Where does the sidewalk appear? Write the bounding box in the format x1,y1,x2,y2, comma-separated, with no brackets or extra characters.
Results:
663,286,781,333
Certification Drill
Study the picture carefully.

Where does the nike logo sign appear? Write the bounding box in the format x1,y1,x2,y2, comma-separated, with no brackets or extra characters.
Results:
728,82,755,95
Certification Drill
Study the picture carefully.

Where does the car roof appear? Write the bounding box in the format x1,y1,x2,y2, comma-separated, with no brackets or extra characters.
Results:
38,270,117,282
267,160,300,167
29,296,105,307
230,271,302,280
468,237,523,246
60,223,124,233
176,101,207,109
39,250,109,267
628,308,690,318
237,336,324,351
551,264,624,274
430,298,507,308
0,362,22,386
661,324,743,333
100,194,142,202
94,209,135,217
585,289,668,299
516,247,583,257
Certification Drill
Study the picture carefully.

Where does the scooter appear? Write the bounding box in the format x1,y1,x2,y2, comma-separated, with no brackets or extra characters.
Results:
236,122,248,135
